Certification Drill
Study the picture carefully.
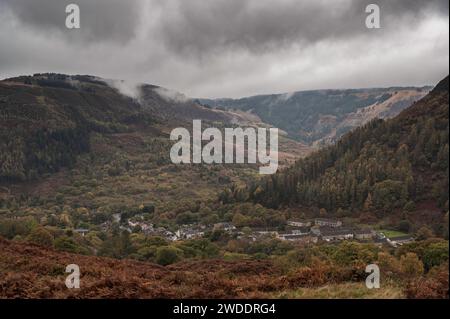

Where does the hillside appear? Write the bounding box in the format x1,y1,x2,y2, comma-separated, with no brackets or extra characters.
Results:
2,236,448,299
0,73,310,261
200,87,430,145
238,76,448,234
0,73,250,182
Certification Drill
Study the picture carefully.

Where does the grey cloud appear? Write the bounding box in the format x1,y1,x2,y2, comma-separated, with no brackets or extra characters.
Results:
0,0,143,43
155,0,448,57
0,0,448,98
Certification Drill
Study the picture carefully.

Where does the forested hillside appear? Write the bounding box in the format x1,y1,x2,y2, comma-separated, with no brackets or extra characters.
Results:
0,74,241,182
200,87,430,145
234,76,448,232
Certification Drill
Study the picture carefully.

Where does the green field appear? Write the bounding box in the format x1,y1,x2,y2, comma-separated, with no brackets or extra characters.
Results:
379,229,409,239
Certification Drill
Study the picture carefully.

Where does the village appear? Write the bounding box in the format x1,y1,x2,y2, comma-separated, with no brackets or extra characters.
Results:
73,215,415,249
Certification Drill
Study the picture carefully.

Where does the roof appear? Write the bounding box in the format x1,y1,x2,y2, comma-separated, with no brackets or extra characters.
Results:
320,228,353,236
251,227,279,232
354,229,374,235
284,226,310,233
282,234,312,239
288,219,310,223
315,218,341,223
389,235,414,241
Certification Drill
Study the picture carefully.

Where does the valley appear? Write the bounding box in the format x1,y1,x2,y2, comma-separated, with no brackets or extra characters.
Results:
0,73,448,299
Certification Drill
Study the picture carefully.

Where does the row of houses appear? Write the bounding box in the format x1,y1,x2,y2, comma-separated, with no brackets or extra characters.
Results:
97,215,415,246
287,218,342,228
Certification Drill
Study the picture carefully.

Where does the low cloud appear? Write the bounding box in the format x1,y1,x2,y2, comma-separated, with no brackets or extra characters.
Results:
154,87,191,104
104,79,143,101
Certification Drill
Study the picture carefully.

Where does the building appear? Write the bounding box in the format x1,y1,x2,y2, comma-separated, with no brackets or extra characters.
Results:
354,229,375,240
183,230,205,240
290,227,310,235
319,227,353,241
252,228,279,237
278,233,318,244
387,235,414,247
287,219,311,228
147,227,178,241
314,218,342,228
176,225,207,240
213,222,236,232
128,220,154,232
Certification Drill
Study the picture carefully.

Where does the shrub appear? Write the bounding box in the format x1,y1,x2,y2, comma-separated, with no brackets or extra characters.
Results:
27,227,54,247
400,253,424,278
156,246,182,266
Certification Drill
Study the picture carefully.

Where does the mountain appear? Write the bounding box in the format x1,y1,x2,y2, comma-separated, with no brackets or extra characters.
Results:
200,86,431,146
238,76,448,232
0,73,310,232
1,73,307,182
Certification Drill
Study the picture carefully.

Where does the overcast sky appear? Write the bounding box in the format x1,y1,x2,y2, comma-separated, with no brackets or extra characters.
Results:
0,0,448,98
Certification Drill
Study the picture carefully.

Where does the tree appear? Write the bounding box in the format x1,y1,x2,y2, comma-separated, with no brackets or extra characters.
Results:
140,203,155,214
397,220,411,233
416,226,434,241
232,213,250,227
363,193,373,211
176,211,198,225
422,241,449,270
376,252,400,277
27,227,54,247
403,201,416,212
400,253,424,278
156,246,182,266
54,237,84,254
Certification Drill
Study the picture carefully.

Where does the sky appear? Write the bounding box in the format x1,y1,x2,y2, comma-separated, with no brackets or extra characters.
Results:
0,0,448,98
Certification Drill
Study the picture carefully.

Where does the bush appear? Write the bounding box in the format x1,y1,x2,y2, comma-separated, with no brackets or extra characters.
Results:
156,246,182,266
397,220,411,233
27,227,54,247
54,237,82,253
422,242,449,270
404,263,449,299
400,253,424,278
403,201,416,212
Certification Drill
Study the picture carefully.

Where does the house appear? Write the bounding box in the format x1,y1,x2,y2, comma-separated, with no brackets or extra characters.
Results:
128,220,154,232
319,227,354,241
252,228,279,237
164,231,178,242
146,227,178,241
311,226,321,236
354,228,375,240
387,235,414,247
278,233,318,244
176,225,207,240
183,229,205,240
99,221,112,232
315,218,342,228
287,219,311,228
213,222,236,232
290,227,310,235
